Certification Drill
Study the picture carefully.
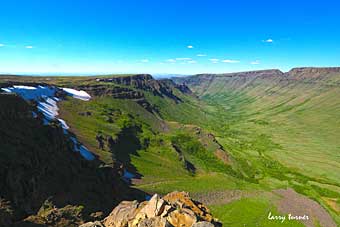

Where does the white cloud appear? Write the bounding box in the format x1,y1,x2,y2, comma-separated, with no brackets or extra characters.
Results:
197,54,207,57
210,58,220,63
176,57,192,61
221,59,240,63
140,59,149,63
263,39,273,43
187,60,197,64
25,45,34,49
250,60,260,65
166,59,176,63
187,45,194,49
0,44,4,47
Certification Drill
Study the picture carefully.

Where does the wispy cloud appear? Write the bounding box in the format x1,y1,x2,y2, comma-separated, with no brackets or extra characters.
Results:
250,60,260,65
25,45,34,49
140,59,149,63
221,59,240,63
166,59,176,63
187,60,197,64
263,39,273,43
187,45,194,49
0,44,4,47
210,58,219,63
197,54,207,57
176,57,192,61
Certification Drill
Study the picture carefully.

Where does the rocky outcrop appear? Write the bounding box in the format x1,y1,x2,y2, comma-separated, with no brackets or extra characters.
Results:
288,67,340,77
172,69,284,86
0,198,13,226
158,79,194,96
0,94,144,226
81,192,221,227
172,144,196,174
95,75,184,103
286,67,340,84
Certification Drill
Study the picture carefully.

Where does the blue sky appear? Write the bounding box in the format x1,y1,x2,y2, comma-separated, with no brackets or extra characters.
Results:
0,0,340,75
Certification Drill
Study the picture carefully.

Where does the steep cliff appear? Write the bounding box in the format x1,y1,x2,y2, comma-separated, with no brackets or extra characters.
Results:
0,93,144,227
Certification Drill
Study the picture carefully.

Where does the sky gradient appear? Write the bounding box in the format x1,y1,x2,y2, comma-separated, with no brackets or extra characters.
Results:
1,0,340,75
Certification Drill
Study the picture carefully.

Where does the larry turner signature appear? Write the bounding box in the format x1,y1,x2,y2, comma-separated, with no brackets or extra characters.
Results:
268,212,309,223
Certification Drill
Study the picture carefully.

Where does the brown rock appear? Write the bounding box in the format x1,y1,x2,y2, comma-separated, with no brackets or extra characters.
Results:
103,200,143,227
137,217,167,227
163,192,213,222
103,192,220,227
139,194,166,218
79,221,104,227
166,208,197,227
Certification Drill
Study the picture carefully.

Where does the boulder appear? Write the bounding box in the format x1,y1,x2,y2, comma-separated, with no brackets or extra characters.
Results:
79,221,105,227
102,192,220,227
137,217,167,227
163,191,213,222
103,200,143,227
166,208,197,227
139,194,165,218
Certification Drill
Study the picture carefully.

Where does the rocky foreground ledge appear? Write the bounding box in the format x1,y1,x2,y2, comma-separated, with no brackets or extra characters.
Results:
80,191,221,227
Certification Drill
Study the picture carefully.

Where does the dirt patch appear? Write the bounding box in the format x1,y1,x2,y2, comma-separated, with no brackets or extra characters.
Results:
274,188,336,227
322,197,340,214
191,190,271,206
214,149,230,164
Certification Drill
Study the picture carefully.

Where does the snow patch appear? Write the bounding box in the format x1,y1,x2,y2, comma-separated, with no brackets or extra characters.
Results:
2,85,56,101
1,85,94,160
70,137,95,161
62,88,91,101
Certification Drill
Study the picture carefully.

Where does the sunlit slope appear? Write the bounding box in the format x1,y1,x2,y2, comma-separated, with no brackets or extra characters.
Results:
175,68,340,185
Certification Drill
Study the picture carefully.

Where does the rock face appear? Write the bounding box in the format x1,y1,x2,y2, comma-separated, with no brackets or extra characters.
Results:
80,192,221,227
0,93,142,226
83,192,220,227
93,74,185,103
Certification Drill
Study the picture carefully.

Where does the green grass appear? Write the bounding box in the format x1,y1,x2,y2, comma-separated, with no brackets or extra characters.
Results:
210,197,305,227
178,73,340,225
55,74,340,226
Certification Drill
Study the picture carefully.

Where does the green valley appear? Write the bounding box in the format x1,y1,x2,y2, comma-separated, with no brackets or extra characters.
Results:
1,69,339,227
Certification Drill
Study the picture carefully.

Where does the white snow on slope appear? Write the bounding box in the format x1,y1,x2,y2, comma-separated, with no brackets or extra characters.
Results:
70,137,95,160
2,85,56,100
62,88,91,101
1,85,94,160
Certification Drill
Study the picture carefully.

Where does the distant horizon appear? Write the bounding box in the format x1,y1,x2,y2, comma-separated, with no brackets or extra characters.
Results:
1,66,340,78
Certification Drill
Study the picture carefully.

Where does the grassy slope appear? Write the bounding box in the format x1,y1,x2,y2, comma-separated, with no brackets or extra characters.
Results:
181,72,340,225
55,77,310,226
210,197,305,227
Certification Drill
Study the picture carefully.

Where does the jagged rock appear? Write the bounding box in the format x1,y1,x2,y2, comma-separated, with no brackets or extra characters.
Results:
79,221,105,227
137,217,167,227
90,74,183,103
103,200,142,227
139,194,165,218
163,192,213,222
166,208,197,227
102,192,220,227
